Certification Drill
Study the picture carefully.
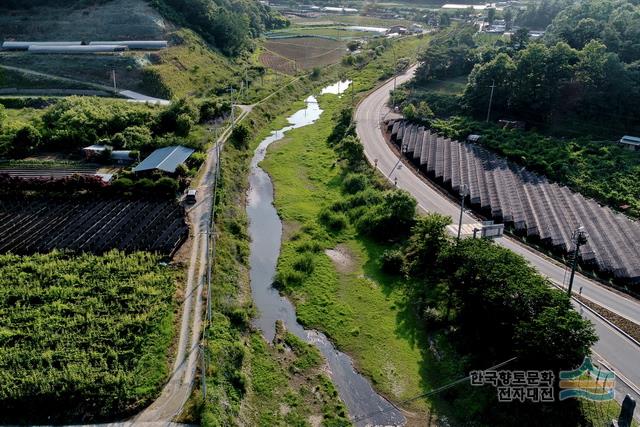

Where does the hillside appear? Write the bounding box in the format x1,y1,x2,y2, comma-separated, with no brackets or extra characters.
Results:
0,0,287,98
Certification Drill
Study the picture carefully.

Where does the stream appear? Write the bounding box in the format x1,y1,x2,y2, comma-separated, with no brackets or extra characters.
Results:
246,82,406,427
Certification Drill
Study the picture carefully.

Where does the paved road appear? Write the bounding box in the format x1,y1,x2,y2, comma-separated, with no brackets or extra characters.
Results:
355,66,640,412
132,108,250,423
0,65,169,104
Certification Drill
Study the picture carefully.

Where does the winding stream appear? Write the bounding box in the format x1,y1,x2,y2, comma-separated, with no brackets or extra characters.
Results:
247,84,406,427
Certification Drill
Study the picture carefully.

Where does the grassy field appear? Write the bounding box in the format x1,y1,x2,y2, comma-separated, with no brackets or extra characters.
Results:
260,92,431,418
0,251,178,423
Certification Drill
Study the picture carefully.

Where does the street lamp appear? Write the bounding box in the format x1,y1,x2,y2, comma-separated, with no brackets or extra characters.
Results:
567,226,589,296
457,184,469,241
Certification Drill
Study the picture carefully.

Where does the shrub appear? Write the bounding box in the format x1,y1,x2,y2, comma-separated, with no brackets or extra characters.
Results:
342,173,369,194
380,249,404,274
229,124,250,150
111,177,134,192
274,270,306,289
155,177,179,195
318,208,348,232
292,253,315,274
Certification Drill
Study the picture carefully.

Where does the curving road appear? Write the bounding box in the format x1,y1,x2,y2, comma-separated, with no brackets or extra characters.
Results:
355,65,640,412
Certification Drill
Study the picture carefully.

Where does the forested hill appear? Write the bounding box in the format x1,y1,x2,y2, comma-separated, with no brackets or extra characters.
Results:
0,0,288,56
151,0,288,55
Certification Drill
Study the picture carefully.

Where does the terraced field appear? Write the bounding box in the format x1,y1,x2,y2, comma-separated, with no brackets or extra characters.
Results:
262,37,346,72
0,197,188,256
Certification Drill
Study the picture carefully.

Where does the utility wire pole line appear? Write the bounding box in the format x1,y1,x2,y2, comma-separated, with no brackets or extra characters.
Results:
112,69,117,91
486,79,496,122
457,183,469,241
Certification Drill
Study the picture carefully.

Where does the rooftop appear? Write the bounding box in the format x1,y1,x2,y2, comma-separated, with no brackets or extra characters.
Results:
133,146,195,173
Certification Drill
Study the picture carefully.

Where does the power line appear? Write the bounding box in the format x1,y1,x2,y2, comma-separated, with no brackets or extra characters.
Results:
351,356,517,424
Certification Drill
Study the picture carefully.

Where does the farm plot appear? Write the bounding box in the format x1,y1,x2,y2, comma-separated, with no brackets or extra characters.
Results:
262,37,347,73
0,161,99,179
0,250,176,423
0,197,188,256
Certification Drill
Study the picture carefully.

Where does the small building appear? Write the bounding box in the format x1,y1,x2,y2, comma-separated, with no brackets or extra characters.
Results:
89,40,168,50
133,146,195,174
619,135,640,151
387,25,408,35
83,144,112,160
28,44,127,54
111,150,137,165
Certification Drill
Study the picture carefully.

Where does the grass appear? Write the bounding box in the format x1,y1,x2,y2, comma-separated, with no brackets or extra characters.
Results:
261,92,431,414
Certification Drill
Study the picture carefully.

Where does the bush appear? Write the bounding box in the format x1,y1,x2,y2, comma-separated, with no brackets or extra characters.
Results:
318,208,348,232
380,249,404,274
155,177,179,195
230,124,250,150
292,253,315,274
310,67,322,80
342,173,369,194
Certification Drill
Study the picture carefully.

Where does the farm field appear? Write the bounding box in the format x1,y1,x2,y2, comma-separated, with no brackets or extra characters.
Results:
0,160,100,179
262,37,346,73
0,0,168,42
0,250,177,423
269,26,382,39
0,53,148,94
0,197,188,256
290,14,414,28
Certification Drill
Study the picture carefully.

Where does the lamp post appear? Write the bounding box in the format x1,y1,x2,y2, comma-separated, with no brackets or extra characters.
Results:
567,226,589,296
457,184,469,241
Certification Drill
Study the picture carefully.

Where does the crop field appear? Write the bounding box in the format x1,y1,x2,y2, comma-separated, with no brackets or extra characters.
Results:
0,197,188,256
262,37,346,72
0,161,100,179
0,0,167,42
269,26,381,39
0,250,176,423
259,50,296,74
0,53,147,93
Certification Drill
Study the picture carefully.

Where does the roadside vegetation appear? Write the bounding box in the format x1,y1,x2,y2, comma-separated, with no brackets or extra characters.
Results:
396,15,640,217
261,71,598,425
0,251,178,424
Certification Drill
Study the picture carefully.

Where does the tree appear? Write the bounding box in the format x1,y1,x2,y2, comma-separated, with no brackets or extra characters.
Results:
504,7,514,30
230,124,250,149
338,135,364,167
510,28,530,50
11,125,41,158
463,53,516,116
402,213,451,276
487,7,496,24
175,113,194,137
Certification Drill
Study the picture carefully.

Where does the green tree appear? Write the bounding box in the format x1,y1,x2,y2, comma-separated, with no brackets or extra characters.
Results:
463,53,516,116
487,7,496,24
11,125,41,158
230,124,250,149
402,213,451,276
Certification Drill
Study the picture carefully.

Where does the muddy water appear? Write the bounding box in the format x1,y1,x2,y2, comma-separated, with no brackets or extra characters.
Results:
247,84,406,427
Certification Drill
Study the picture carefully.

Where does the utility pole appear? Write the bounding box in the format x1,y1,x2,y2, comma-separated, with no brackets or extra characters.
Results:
486,80,496,122
567,226,589,296
112,69,117,91
200,344,207,399
228,87,235,130
457,184,469,241
391,43,397,110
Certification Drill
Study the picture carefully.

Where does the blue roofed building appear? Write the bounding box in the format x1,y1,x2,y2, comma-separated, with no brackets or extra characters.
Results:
133,146,195,174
